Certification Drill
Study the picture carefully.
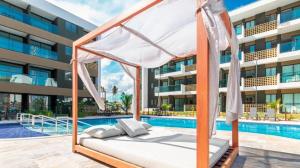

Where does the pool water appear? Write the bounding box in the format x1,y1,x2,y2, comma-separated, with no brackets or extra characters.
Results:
0,123,48,138
80,117,300,140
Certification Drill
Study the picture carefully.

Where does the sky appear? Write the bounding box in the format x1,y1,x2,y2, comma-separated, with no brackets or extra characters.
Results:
46,0,256,100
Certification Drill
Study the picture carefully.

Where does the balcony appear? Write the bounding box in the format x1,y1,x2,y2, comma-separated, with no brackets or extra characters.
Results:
281,73,300,83
0,36,58,60
244,48,277,62
155,84,196,96
280,9,300,24
244,76,277,87
243,104,267,113
219,79,227,88
0,4,58,34
0,74,57,87
220,52,242,64
155,64,196,79
280,41,300,53
245,20,277,37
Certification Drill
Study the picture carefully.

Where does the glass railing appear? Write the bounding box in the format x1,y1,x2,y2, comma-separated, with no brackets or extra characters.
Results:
281,72,300,83
0,4,58,33
280,8,300,23
219,79,227,88
158,85,181,92
280,41,300,53
156,65,181,75
0,36,58,60
220,51,242,64
0,73,57,87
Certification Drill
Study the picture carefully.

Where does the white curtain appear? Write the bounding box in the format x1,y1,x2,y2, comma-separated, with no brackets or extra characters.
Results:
75,0,242,137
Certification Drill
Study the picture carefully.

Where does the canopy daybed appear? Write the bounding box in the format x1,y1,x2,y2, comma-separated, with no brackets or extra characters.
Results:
72,0,242,167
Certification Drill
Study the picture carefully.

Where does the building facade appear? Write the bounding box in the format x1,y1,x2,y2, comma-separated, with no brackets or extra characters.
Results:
0,0,98,119
143,0,300,113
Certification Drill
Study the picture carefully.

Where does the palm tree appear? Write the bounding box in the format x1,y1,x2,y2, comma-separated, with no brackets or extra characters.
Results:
120,92,132,115
267,99,283,121
112,85,118,102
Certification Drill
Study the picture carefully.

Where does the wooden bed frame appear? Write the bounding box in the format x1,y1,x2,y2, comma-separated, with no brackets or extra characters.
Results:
72,0,239,168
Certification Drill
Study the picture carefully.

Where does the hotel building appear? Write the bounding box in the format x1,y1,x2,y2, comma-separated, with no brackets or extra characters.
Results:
143,0,300,113
0,0,98,119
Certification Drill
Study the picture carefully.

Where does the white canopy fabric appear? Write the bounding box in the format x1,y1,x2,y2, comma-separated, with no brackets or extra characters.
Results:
76,0,242,137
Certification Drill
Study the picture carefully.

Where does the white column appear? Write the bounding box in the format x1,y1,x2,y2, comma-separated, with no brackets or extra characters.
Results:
141,68,148,109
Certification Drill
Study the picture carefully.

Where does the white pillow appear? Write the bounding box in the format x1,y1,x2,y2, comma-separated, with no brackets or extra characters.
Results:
117,119,148,137
83,125,123,139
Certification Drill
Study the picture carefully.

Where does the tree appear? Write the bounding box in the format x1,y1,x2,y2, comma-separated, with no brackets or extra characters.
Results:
112,85,118,102
161,103,171,112
267,99,283,121
120,92,132,115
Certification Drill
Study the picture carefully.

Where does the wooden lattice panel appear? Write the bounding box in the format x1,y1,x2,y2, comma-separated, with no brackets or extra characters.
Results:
185,84,196,91
244,104,267,112
244,76,277,87
245,20,277,37
185,64,196,72
245,48,277,62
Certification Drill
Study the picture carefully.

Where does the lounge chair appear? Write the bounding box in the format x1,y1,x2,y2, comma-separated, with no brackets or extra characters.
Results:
79,127,230,168
265,109,276,121
249,107,257,120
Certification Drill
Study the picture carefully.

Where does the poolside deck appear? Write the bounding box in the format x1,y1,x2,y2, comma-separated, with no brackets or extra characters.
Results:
0,128,299,168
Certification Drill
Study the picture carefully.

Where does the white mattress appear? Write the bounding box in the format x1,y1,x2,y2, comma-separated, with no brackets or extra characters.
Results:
79,127,229,168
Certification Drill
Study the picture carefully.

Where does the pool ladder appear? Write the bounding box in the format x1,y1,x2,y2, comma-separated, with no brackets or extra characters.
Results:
16,113,91,135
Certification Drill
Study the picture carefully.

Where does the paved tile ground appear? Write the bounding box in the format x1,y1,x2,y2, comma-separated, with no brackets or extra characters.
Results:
0,128,299,168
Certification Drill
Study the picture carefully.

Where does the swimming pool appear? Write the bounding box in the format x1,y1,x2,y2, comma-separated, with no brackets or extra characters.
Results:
80,116,300,140
1,116,300,139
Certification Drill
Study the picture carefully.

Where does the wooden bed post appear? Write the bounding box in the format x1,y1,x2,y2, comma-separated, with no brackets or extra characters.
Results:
196,0,209,167
135,66,141,121
72,46,78,153
232,119,239,148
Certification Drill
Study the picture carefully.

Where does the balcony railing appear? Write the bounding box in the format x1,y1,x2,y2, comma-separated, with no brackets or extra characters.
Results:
155,85,181,93
280,8,300,23
280,41,300,53
220,52,242,64
0,74,57,87
155,65,181,75
245,20,277,36
185,64,196,72
244,48,277,62
243,104,267,113
0,36,58,60
244,75,277,87
184,84,196,91
281,72,300,83
0,4,58,33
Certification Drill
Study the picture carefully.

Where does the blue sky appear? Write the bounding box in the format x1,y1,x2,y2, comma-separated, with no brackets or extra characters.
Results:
47,0,256,99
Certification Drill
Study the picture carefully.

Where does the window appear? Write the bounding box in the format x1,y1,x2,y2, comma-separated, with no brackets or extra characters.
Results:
266,14,276,22
249,45,256,53
282,64,300,83
0,93,22,114
265,67,276,76
266,94,276,103
29,95,49,112
265,41,276,49
186,59,194,66
282,93,300,113
30,40,52,50
65,46,72,56
64,71,72,81
162,98,168,104
245,95,255,104
174,79,183,85
174,61,184,71
29,68,51,86
174,98,184,111
234,24,242,35
65,21,77,33
245,20,255,29
162,81,168,86
0,62,23,82
245,70,256,78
